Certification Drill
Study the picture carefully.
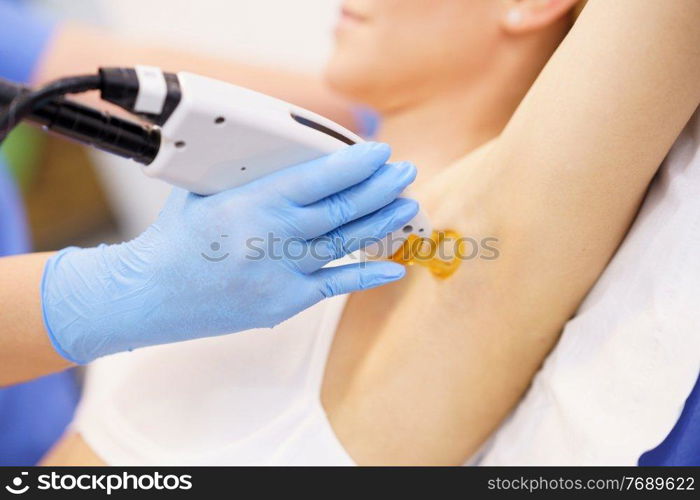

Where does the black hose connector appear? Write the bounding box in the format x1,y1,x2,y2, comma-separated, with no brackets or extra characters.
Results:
0,75,160,164
99,67,140,112
99,67,181,125
32,98,161,165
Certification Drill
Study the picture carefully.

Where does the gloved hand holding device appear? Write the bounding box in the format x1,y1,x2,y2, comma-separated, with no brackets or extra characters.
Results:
42,143,418,364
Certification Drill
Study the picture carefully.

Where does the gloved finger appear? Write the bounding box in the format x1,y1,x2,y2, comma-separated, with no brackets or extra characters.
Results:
292,161,417,239
264,142,392,205
294,198,419,273
309,261,406,300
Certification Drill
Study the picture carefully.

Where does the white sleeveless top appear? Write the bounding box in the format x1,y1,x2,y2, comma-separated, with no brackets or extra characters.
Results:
74,294,355,465
76,111,699,466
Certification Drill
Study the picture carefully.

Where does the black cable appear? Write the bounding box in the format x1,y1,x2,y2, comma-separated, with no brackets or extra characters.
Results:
0,72,162,164
0,74,101,142
0,78,26,107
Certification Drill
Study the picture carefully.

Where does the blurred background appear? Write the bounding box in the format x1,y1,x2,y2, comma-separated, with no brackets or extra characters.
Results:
4,0,341,250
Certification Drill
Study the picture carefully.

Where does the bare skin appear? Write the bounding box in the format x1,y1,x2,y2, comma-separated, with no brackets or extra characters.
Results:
41,433,103,466
0,253,71,386
41,0,700,465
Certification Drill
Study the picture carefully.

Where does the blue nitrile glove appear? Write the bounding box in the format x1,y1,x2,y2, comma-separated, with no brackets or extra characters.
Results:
41,143,418,364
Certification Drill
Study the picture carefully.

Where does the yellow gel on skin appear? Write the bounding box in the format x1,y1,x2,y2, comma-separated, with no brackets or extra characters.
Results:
390,229,462,279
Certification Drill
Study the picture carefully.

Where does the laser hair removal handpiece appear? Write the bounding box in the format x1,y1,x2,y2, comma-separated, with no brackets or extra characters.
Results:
0,66,430,257
142,69,430,257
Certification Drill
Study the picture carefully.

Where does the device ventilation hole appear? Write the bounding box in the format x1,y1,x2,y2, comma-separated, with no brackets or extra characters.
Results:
240,166,247,171
418,228,425,233
215,116,226,125
175,141,186,149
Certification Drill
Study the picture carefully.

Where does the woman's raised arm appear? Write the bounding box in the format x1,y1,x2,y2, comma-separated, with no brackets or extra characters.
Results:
324,0,700,465
490,0,700,332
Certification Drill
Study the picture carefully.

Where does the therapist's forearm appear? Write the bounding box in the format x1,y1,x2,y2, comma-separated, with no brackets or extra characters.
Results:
33,22,358,131
0,253,72,386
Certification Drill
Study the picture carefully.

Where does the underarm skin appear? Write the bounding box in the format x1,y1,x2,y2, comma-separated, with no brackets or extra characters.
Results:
323,0,700,465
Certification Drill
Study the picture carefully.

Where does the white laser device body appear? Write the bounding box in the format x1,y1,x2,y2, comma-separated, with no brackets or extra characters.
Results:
0,67,430,258
144,70,431,257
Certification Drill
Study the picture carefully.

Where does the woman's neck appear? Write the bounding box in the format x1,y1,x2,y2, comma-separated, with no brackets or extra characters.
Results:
376,83,513,188
376,33,565,188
